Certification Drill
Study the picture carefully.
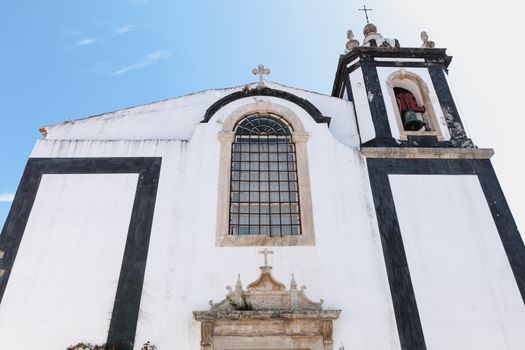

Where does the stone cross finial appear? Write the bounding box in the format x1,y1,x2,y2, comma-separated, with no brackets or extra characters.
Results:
258,248,273,268
252,64,270,87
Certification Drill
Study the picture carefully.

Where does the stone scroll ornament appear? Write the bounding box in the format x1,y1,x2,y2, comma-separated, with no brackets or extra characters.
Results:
193,249,341,350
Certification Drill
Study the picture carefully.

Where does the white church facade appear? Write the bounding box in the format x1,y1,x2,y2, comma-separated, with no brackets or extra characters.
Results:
0,24,524,350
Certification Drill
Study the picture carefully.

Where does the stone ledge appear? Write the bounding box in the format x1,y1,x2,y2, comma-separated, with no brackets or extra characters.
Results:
193,309,341,321
361,147,494,159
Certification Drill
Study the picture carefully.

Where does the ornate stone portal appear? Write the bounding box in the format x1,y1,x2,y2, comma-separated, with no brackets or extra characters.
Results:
193,250,341,350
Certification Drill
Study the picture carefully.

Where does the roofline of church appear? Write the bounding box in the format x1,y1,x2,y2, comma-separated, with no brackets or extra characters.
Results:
331,47,453,98
39,81,335,131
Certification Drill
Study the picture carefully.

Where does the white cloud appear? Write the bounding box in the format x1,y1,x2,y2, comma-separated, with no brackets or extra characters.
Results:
76,38,96,46
0,194,15,202
115,25,133,35
112,50,171,76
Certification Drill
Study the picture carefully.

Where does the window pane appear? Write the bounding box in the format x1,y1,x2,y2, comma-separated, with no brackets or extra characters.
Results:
282,226,292,236
260,215,270,225
270,226,281,236
240,204,249,213
250,204,259,213
260,204,270,213
250,215,259,225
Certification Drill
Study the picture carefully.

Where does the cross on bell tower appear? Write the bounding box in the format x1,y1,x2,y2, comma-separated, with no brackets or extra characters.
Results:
358,5,373,24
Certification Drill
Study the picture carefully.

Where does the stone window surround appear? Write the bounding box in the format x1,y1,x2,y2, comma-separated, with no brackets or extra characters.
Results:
386,69,444,141
215,100,315,247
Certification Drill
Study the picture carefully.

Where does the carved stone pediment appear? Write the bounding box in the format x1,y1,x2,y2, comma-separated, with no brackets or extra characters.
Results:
193,252,341,350
206,267,324,312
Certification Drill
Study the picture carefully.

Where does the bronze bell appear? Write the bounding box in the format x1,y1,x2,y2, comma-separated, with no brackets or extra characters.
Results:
403,110,426,131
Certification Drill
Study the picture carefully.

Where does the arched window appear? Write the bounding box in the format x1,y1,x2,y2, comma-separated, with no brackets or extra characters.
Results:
387,69,444,141
229,113,301,236
215,101,315,247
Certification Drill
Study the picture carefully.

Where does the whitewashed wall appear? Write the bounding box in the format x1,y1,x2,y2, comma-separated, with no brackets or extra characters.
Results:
0,173,138,348
390,175,525,350
20,86,401,350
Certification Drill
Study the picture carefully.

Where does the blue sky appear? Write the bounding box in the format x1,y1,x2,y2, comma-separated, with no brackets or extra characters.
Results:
1,0,524,233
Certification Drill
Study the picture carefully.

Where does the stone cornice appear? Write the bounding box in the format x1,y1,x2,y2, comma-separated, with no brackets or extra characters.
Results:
361,147,495,159
193,309,341,321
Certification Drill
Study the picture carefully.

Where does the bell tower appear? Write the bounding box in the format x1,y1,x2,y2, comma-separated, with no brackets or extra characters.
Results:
332,24,475,149
333,22,525,350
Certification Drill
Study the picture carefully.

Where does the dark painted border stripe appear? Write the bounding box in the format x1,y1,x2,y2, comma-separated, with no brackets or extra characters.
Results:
367,161,427,350
201,87,331,125
428,65,469,141
367,158,525,350
0,157,162,350
360,61,392,139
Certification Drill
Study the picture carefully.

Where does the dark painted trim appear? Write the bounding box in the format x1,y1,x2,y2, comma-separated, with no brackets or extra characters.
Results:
201,87,331,125
0,157,162,350
344,74,362,145
367,158,525,350
428,65,474,148
360,61,392,140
